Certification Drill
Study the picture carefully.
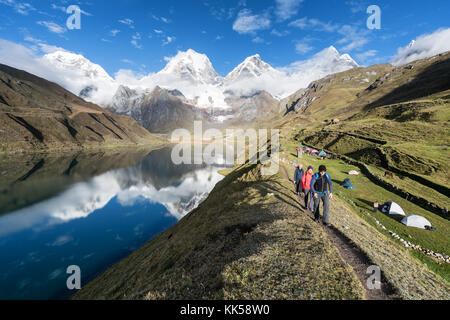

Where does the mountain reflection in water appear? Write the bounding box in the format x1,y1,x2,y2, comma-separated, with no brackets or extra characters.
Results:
0,146,230,299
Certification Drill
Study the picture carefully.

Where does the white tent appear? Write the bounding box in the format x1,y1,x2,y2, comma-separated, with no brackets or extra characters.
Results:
381,201,406,216
349,170,359,175
401,215,432,229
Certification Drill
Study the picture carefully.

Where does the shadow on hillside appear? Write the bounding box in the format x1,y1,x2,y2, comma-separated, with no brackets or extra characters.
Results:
357,198,375,208
283,100,298,116
364,56,450,110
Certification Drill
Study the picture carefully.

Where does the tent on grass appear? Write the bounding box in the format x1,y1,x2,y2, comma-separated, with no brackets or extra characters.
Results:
319,150,327,157
311,149,319,155
349,170,359,175
380,201,406,216
401,215,432,230
341,178,355,189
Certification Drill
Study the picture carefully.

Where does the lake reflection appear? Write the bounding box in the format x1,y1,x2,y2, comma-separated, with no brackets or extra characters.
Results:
0,146,229,299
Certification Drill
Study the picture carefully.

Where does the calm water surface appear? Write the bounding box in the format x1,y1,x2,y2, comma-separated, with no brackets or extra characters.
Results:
0,146,229,299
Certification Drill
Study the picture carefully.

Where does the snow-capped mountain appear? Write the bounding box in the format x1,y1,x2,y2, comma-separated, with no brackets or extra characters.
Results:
108,85,143,116
158,49,222,86
41,50,117,105
273,46,359,97
223,54,283,85
284,46,358,76
39,47,358,126
222,46,358,99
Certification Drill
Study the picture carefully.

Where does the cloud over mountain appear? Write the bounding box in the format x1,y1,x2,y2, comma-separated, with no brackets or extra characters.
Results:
392,28,450,66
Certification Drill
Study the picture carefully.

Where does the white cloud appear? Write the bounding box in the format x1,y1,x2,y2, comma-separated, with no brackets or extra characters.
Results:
119,18,134,28
154,29,163,34
271,29,289,37
131,32,142,49
295,42,313,54
337,25,369,51
252,36,264,43
51,3,66,12
162,36,175,46
110,29,120,36
356,49,377,64
37,21,66,34
392,28,450,66
0,0,35,15
232,9,271,35
289,17,338,32
24,36,68,54
275,0,303,21
152,14,170,23
345,1,367,13
50,3,92,16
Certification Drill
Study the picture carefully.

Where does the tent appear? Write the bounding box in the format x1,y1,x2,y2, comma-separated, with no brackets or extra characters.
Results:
311,149,319,155
349,170,359,175
341,178,355,189
401,215,432,230
380,201,406,216
319,150,327,157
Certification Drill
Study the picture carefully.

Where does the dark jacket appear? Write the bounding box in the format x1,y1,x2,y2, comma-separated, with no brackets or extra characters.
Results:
311,172,333,194
294,168,304,184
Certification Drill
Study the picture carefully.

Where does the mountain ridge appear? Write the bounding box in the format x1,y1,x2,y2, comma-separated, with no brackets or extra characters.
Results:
0,63,164,153
42,47,359,110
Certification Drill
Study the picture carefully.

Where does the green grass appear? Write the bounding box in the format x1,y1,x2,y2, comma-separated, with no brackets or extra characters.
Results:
367,164,450,209
286,151,449,255
281,136,449,280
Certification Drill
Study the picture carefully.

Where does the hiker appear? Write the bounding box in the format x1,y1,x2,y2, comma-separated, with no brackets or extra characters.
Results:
293,163,304,196
297,147,303,159
302,166,314,211
311,165,333,226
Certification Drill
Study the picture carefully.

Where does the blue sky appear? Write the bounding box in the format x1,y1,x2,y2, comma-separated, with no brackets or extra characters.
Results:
0,0,449,76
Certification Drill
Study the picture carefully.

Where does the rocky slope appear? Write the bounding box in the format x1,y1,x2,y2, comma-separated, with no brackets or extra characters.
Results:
0,64,163,153
107,84,279,132
106,85,213,133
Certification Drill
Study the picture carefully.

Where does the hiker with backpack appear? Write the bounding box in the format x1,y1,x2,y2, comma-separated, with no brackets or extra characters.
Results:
293,163,304,197
311,165,334,226
302,166,314,211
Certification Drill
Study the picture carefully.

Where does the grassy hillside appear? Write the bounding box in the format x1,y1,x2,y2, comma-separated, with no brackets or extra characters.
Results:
74,162,369,300
0,64,166,153
279,52,449,206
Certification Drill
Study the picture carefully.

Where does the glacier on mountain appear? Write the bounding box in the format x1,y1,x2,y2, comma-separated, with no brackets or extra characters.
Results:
41,46,358,112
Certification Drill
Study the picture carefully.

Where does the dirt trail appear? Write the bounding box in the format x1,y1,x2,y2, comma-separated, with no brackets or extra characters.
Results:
281,165,395,300
68,104,104,119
